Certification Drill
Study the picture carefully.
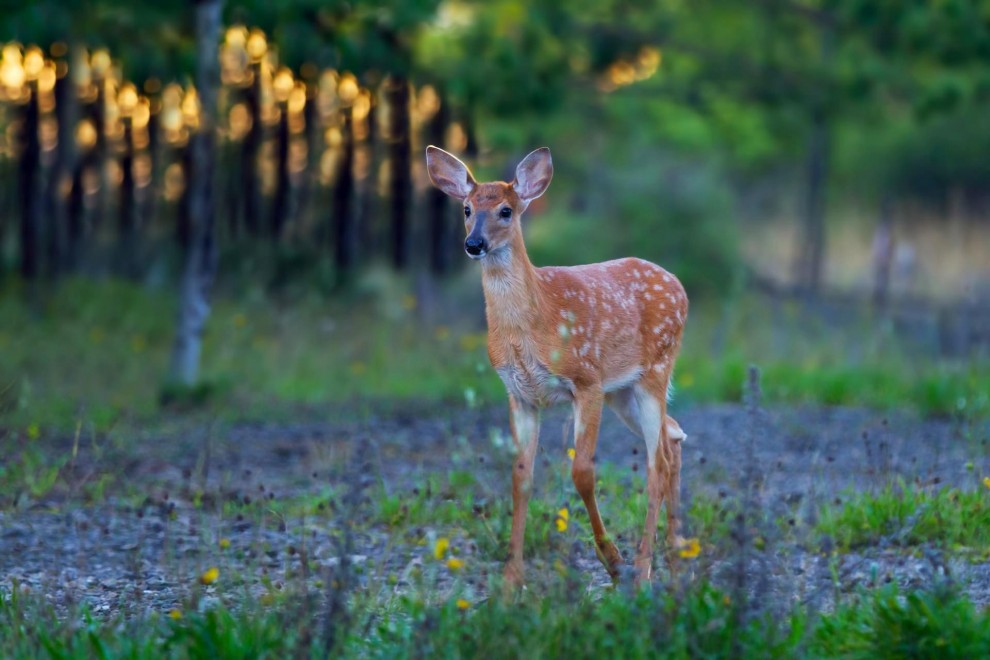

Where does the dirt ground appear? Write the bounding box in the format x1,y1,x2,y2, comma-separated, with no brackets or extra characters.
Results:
2,401,988,618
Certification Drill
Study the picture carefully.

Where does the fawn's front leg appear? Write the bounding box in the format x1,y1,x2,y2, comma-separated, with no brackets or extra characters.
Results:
504,395,540,588
572,387,623,579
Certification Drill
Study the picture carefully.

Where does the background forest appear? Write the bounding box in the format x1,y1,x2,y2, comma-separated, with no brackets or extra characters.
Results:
1,2,989,656
1,0,988,417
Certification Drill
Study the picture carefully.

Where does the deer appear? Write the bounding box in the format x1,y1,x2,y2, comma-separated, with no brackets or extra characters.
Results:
425,145,689,588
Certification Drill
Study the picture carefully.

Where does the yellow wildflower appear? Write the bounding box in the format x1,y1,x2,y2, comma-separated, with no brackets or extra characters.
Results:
168,608,183,620
199,567,220,585
567,448,576,461
218,538,231,550
130,335,146,352
456,598,470,610
555,508,569,532
458,333,485,352
26,423,40,441
446,557,465,571
678,538,701,559
983,477,990,490
434,537,450,560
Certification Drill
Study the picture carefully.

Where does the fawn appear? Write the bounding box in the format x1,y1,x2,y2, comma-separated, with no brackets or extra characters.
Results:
426,146,688,587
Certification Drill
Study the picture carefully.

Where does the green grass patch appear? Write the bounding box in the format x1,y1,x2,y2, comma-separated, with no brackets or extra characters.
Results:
815,584,990,658
817,481,990,553
3,577,989,658
2,277,987,432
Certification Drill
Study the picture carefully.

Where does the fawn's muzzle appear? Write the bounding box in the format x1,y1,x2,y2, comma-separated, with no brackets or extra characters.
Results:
465,237,488,258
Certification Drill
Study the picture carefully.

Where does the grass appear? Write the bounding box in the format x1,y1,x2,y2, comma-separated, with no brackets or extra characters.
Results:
2,276,987,434
1,401,989,655
817,480,990,553
3,575,988,657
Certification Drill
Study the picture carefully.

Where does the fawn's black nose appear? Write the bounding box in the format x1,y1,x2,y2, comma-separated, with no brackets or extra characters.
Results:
464,237,488,257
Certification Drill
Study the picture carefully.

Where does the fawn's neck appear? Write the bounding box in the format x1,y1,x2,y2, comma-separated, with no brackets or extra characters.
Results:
481,234,545,333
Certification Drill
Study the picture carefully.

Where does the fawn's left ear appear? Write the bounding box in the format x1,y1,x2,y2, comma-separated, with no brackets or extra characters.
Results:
513,147,553,203
425,145,476,200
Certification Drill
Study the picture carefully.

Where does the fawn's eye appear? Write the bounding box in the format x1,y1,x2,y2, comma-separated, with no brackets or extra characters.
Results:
464,207,471,218
499,207,512,219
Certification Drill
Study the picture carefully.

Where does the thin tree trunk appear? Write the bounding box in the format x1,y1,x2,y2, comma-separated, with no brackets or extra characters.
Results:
426,87,451,276
299,84,318,240
462,98,479,161
270,102,290,240
67,156,87,271
175,145,192,251
385,76,411,270
168,0,222,388
118,117,137,277
356,90,378,261
241,63,262,237
45,65,76,278
333,105,355,284
143,99,160,243
92,73,107,233
19,80,42,281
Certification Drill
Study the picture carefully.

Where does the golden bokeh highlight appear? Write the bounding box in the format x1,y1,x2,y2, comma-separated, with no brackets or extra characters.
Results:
0,27,380,224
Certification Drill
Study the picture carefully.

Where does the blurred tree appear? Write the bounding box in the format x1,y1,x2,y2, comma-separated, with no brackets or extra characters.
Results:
18,60,41,282
168,0,223,389
642,0,990,292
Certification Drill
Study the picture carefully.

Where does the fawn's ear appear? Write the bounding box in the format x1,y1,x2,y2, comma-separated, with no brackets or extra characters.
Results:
513,147,553,203
425,146,476,200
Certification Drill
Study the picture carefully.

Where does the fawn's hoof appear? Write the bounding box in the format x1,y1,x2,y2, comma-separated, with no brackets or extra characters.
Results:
595,539,624,580
502,561,526,592
632,556,653,587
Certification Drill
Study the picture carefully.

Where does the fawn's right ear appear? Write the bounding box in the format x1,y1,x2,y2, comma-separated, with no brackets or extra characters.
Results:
425,146,476,200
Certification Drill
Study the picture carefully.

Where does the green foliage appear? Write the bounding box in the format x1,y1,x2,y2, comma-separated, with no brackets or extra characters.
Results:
5,576,990,658
2,279,986,432
864,103,990,204
369,583,802,659
814,585,990,658
674,296,990,418
817,481,990,552
525,154,741,300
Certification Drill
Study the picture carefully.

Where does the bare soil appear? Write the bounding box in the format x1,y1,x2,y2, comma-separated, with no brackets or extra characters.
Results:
2,402,988,618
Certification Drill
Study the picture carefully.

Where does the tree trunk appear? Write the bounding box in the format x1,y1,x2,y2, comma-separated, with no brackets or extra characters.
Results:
426,87,452,276
175,145,193,252
118,117,137,277
297,84,319,241
333,105,355,284
241,63,262,237
67,156,87,271
45,65,76,279
385,76,411,271
19,81,42,281
356,89,378,261
168,0,222,388
92,73,108,233
142,99,160,244
270,102,290,240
